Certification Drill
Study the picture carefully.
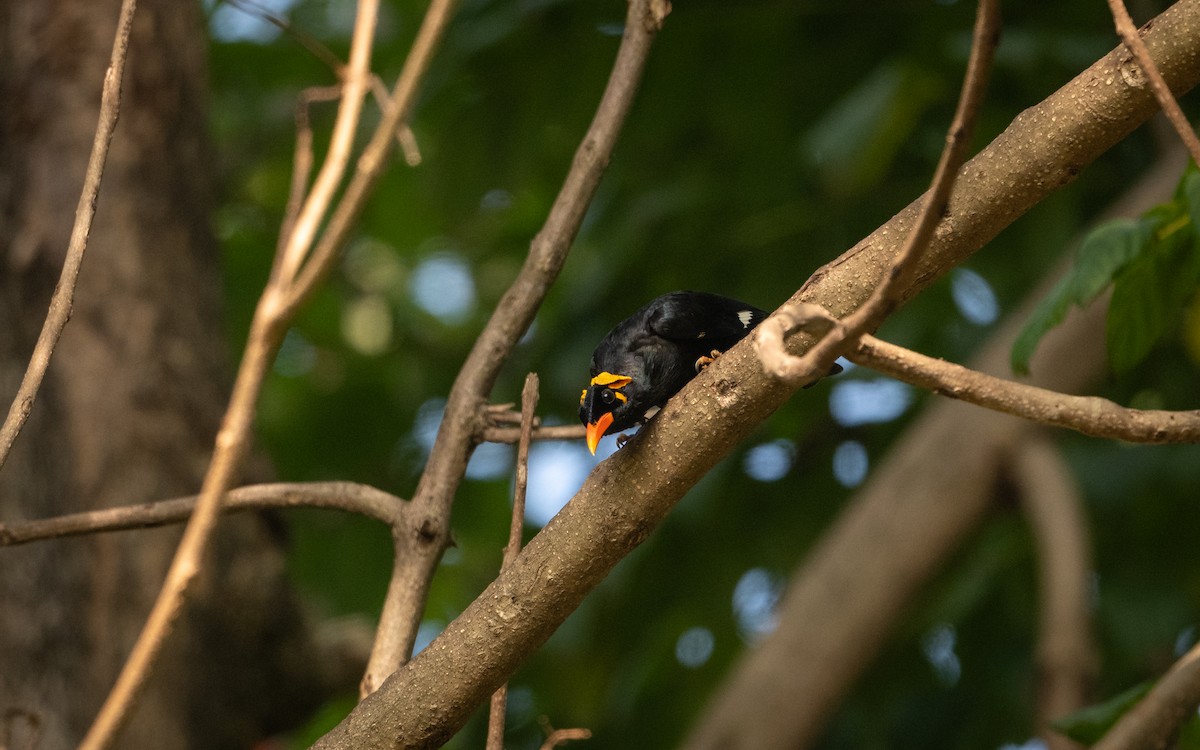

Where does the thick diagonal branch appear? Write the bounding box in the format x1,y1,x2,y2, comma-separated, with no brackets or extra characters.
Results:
315,3,1200,748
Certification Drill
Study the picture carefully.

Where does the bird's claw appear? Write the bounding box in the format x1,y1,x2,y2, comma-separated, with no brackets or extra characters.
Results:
694,349,723,372
616,433,631,449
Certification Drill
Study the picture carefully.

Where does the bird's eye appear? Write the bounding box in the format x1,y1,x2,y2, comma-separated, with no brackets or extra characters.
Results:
600,389,615,405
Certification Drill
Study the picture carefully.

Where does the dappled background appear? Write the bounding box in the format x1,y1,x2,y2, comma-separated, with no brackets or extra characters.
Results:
204,0,1200,747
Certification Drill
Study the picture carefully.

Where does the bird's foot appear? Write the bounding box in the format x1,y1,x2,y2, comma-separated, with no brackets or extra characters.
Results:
616,433,632,450
694,349,724,372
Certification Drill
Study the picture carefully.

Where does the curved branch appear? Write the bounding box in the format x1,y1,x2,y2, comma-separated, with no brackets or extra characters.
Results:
776,0,999,384
316,3,1200,747
0,0,138,474
850,333,1200,443
0,482,407,546
1094,640,1200,750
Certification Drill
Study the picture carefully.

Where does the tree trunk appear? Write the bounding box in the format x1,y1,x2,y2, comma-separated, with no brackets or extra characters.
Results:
0,1,330,746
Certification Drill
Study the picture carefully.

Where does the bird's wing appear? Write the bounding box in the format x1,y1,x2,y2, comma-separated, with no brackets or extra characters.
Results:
645,292,765,344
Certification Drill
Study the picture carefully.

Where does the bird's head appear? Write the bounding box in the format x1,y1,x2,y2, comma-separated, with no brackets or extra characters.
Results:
579,371,635,455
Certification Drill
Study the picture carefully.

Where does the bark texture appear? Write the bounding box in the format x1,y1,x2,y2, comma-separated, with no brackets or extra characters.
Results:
681,148,1185,750
316,1,1200,746
0,1,329,746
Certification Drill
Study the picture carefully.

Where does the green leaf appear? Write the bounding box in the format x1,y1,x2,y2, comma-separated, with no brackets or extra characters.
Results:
1072,218,1153,302
1011,274,1074,375
1180,713,1200,750
1178,159,1200,208
1011,218,1151,374
802,62,941,195
1106,218,1200,373
1052,681,1153,744
1108,249,1169,373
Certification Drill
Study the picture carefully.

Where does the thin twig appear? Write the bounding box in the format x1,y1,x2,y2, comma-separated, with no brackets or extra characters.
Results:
482,424,585,444
275,85,342,265
1093,639,1200,750
0,482,407,546
0,0,138,475
225,0,346,73
273,0,379,284
78,306,285,750
850,332,1200,443
356,0,668,695
486,373,539,750
1107,0,1200,166
539,727,593,750
1012,440,1096,750
78,3,383,747
758,0,999,385
284,0,461,311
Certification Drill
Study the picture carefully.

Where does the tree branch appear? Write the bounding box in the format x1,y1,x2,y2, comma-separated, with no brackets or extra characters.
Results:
273,0,378,283
482,424,586,444
682,136,1191,750
1012,439,1096,750
0,482,407,546
848,333,1200,443
356,0,670,696
78,2,386,747
315,2,1200,746
486,374,539,749
480,402,585,443
1108,0,1200,166
283,0,462,311
1094,640,1200,750
769,0,999,385
539,727,592,750
0,0,138,474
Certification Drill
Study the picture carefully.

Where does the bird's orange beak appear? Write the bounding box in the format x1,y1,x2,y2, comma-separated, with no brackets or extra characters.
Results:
585,411,614,455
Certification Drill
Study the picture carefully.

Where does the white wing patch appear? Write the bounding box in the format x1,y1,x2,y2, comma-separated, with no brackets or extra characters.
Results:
642,406,661,421
737,309,754,327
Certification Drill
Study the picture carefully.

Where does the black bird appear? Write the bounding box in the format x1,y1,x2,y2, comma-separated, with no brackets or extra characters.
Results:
579,291,769,455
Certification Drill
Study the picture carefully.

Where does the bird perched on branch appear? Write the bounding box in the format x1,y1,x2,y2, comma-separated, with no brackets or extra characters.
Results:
578,291,771,455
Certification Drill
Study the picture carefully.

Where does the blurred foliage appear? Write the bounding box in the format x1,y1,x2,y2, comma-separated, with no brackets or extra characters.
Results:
1014,166,1200,375
204,0,1200,747
1052,681,1152,745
